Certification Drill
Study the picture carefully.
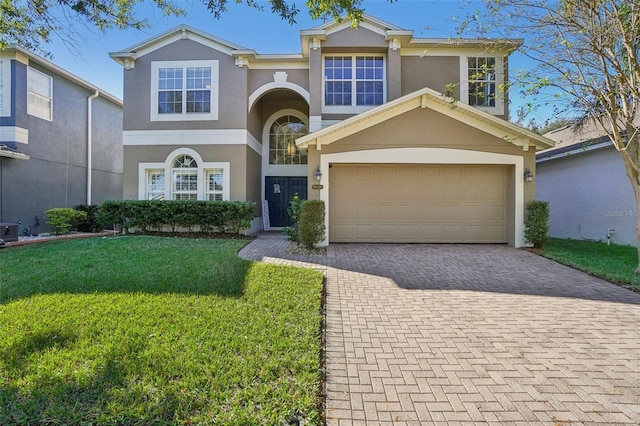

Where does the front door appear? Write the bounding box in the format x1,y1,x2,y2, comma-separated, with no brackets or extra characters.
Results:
265,176,308,227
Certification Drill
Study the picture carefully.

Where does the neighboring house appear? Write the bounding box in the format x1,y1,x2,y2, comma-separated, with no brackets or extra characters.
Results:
110,15,553,247
537,121,637,246
0,46,123,235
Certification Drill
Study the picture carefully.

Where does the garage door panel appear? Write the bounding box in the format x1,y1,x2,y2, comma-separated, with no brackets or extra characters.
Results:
330,164,509,243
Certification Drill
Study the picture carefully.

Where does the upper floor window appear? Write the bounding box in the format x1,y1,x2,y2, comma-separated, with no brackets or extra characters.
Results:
269,116,308,165
468,57,497,108
27,67,53,121
323,55,385,113
150,60,219,122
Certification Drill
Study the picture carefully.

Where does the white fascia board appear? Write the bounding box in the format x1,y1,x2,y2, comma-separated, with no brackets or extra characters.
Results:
0,149,30,160
7,45,122,106
401,46,514,57
536,141,612,163
325,20,387,36
123,129,261,155
297,87,553,150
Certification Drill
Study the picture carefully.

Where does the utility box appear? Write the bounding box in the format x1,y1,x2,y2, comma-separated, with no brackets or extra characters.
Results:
0,223,19,242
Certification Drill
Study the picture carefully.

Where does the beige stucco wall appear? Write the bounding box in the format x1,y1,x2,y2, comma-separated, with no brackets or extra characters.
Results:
304,107,537,237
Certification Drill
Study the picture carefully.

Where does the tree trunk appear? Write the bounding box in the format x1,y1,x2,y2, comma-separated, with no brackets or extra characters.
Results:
619,150,640,274
636,191,640,275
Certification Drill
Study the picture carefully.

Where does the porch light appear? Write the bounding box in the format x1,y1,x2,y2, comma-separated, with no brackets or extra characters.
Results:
524,168,534,182
314,166,322,181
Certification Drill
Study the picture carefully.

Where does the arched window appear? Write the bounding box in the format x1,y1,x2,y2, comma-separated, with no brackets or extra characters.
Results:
140,149,229,201
172,155,198,200
269,116,308,165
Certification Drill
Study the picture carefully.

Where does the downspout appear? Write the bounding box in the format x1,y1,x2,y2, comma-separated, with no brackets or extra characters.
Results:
87,90,99,205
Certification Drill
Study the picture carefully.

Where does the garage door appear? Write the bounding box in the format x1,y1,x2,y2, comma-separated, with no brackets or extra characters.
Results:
330,164,510,243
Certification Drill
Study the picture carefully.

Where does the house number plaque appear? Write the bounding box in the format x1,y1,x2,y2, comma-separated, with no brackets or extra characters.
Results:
312,184,324,190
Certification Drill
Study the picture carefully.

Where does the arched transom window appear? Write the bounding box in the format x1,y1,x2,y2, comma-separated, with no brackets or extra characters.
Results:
269,116,308,165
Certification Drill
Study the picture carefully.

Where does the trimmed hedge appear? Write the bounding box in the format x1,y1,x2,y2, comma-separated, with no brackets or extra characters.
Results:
45,208,87,235
96,200,255,235
524,200,550,249
74,205,102,233
299,200,325,249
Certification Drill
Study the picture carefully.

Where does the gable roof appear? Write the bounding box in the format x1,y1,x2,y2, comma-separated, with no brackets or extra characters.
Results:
4,45,122,106
536,114,640,161
296,87,554,151
109,24,248,68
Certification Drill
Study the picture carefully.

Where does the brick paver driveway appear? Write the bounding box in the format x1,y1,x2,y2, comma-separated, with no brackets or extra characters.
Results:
239,235,640,425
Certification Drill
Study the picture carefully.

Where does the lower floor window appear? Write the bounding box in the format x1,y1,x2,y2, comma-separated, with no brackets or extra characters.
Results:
140,150,229,201
146,170,165,200
173,170,198,200
206,169,224,201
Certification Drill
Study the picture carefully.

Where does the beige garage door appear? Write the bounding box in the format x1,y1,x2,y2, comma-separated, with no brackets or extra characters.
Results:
330,164,510,243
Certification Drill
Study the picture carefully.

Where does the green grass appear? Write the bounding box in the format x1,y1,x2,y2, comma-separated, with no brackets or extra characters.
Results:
542,238,640,291
0,236,324,425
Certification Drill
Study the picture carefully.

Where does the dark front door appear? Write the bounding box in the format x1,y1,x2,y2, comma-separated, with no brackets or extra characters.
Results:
265,176,308,227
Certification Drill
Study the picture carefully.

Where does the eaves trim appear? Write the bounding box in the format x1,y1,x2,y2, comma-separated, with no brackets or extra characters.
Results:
296,87,554,151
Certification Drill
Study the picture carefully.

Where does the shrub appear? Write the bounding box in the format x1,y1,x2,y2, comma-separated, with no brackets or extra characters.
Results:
96,200,255,235
525,200,550,249
74,205,102,233
299,200,325,249
283,193,303,241
45,208,87,235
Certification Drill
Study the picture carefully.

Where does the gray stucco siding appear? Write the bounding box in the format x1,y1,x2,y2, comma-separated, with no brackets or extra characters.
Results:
401,56,461,98
122,39,248,131
0,58,123,231
123,144,251,202
323,26,388,49
247,69,309,97
536,147,636,246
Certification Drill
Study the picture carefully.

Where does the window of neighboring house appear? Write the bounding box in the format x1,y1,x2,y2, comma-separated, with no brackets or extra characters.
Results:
151,60,218,121
172,154,198,200
205,169,224,201
269,116,308,165
324,55,385,111
27,66,53,121
146,170,165,200
468,57,497,107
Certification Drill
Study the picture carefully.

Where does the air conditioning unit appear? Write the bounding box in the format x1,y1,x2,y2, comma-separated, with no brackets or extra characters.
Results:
0,223,19,242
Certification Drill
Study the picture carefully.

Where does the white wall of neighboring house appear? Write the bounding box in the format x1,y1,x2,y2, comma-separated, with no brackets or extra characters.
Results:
536,144,637,247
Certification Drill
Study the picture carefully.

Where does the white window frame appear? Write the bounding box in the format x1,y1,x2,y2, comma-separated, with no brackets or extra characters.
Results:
27,66,53,121
322,54,386,114
205,169,225,201
460,55,505,116
145,169,166,200
150,60,219,122
138,148,229,201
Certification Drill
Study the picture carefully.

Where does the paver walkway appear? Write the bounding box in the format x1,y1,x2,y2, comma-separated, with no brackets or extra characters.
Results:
239,233,640,425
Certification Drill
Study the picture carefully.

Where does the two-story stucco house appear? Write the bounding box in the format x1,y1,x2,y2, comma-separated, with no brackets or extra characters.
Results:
110,15,553,247
0,46,123,235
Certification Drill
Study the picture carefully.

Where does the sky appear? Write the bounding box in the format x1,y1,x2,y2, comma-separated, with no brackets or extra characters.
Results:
38,0,554,124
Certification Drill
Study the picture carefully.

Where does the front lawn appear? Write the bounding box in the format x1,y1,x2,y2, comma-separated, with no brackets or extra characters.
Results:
542,238,640,292
0,236,324,425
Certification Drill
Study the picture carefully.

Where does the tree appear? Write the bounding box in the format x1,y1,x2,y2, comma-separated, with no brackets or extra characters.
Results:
0,0,385,56
459,0,640,272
